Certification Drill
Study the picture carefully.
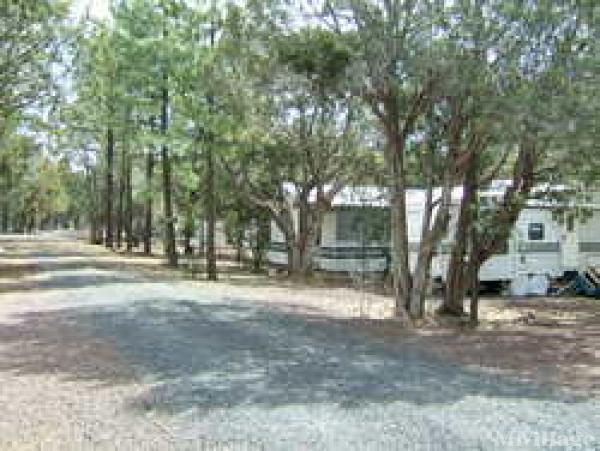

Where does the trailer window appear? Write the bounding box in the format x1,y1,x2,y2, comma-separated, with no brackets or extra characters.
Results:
528,223,544,241
336,208,390,243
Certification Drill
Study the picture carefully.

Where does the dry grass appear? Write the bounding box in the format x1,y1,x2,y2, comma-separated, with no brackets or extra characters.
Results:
351,297,600,396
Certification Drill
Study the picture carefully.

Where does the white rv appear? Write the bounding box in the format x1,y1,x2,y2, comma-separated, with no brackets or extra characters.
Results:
267,184,600,294
436,185,600,295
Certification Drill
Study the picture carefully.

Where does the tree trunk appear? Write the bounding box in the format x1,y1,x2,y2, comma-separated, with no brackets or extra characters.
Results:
287,239,313,277
443,236,469,317
1,157,10,232
408,259,429,318
467,138,537,321
161,83,178,267
406,127,453,318
468,155,481,325
125,150,133,252
440,126,489,316
90,169,97,243
206,141,217,280
410,238,437,318
203,20,218,280
475,137,537,264
144,142,154,255
183,208,194,255
27,212,35,234
441,163,478,317
86,165,97,244
386,139,412,317
93,167,101,244
468,231,481,325
285,193,319,278
105,127,114,249
235,227,244,263
252,216,269,272
161,142,177,266
198,218,205,255
1,203,7,232
117,145,125,249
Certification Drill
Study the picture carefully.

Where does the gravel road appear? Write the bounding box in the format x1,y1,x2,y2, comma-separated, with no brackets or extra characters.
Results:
0,233,598,450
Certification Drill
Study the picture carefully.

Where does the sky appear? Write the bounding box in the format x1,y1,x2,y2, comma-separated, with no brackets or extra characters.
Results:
71,0,110,21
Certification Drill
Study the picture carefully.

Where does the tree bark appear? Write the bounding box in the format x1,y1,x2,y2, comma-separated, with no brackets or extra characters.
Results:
235,227,244,263
183,208,194,256
117,145,125,249
442,209,471,316
407,126,454,318
284,190,327,278
468,153,482,325
468,219,481,325
86,164,97,244
437,101,488,317
27,211,35,233
287,240,313,277
144,142,154,255
105,127,114,249
386,135,412,317
206,141,217,280
93,168,99,243
442,135,536,319
464,138,537,323
205,20,218,280
252,216,269,272
198,217,205,255
378,91,426,317
441,151,479,316
161,83,178,267
1,157,10,232
475,138,537,264
294,192,312,276
86,168,97,244
125,149,133,252
409,197,452,318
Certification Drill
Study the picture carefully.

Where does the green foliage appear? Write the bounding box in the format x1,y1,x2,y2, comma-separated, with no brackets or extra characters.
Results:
276,28,354,91
0,129,86,231
0,0,69,132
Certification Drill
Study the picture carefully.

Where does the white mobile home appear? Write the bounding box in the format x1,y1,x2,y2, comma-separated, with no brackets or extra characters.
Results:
267,184,600,294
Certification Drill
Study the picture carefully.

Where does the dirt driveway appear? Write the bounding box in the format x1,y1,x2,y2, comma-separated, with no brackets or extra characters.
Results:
0,233,598,450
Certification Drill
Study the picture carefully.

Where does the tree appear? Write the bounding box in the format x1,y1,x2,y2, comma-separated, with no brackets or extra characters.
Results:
70,21,128,249
69,0,185,264
220,24,377,276
437,2,592,318
317,0,594,320
0,1,68,135
318,0,466,317
169,4,228,279
0,128,86,233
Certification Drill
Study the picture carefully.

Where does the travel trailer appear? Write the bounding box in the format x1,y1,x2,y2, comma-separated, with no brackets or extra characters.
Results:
267,183,600,295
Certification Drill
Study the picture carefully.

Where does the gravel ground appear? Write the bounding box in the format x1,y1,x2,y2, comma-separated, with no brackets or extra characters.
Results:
0,233,599,450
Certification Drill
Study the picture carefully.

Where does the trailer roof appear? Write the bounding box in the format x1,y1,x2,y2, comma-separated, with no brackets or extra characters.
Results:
282,182,600,209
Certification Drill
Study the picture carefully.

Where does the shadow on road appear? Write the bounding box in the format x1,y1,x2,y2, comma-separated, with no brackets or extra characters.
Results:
0,244,165,291
0,297,579,415
0,270,148,292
